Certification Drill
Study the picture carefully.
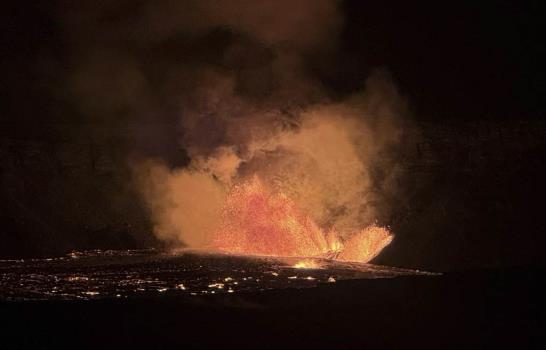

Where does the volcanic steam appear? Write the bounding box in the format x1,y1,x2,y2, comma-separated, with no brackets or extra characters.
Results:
136,86,403,262
119,0,407,263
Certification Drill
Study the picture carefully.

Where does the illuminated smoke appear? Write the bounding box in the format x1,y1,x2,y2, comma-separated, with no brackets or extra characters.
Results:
57,1,407,261
136,73,405,262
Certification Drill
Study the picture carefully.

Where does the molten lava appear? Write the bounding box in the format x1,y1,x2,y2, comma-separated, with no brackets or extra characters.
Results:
293,259,323,269
211,177,393,263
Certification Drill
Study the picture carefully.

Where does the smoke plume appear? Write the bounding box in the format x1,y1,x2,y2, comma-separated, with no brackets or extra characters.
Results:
58,0,407,251
135,70,406,248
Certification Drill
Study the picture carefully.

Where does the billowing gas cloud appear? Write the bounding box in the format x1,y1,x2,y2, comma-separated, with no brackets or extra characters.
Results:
57,0,407,250
136,71,406,248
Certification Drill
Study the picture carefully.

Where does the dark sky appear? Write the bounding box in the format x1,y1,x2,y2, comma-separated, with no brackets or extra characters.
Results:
1,1,546,267
338,1,546,120
1,1,545,126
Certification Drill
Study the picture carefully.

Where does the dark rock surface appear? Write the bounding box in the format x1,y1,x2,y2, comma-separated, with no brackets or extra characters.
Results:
2,267,544,349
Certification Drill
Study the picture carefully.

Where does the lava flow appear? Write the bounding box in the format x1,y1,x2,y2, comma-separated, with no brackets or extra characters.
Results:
210,176,393,263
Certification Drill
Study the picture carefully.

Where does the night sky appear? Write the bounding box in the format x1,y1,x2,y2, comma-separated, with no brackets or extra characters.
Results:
1,1,546,270
3,1,545,124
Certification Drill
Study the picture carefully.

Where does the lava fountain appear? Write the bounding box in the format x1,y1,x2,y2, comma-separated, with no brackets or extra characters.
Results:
210,176,393,263
137,101,403,264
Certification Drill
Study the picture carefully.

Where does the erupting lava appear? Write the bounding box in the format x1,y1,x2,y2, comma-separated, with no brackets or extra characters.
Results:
211,177,393,263
292,259,323,269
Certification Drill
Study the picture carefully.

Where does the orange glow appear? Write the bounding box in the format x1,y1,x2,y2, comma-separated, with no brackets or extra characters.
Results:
293,259,323,269
210,176,392,263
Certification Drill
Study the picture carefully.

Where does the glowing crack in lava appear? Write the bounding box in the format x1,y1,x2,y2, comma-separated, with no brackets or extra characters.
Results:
210,177,393,263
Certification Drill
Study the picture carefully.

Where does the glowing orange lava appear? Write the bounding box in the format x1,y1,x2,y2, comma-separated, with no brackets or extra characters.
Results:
211,176,393,263
292,259,323,269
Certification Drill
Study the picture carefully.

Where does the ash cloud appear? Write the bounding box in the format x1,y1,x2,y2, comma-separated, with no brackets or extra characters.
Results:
57,0,408,248
137,72,406,246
